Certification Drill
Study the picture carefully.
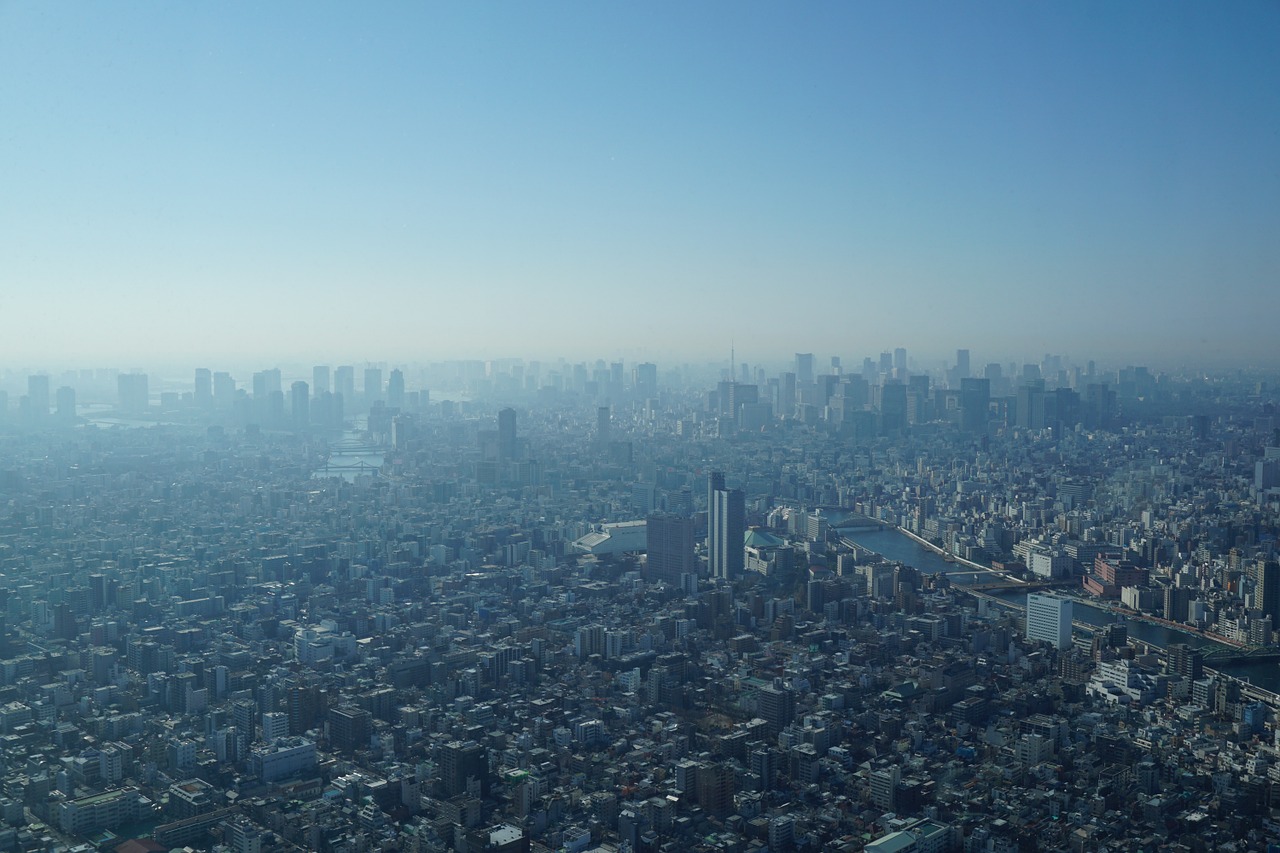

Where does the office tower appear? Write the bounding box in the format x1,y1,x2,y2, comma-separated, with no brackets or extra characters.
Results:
695,762,734,818
597,406,611,445
879,381,907,435
634,362,658,398
312,365,330,395
879,351,893,374
709,485,745,581
261,711,289,741
328,705,371,756
387,368,404,409
955,348,971,381
1026,593,1072,649
960,377,990,434
55,386,76,423
893,347,907,373
646,513,695,585
194,369,212,408
707,471,725,520
757,684,795,737
780,372,796,418
1167,644,1204,682
363,367,383,406
794,353,814,384
1251,560,1280,626
117,373,149,414
212,372,235,410
27,374,50,418
335,366,355,407
290,381,309,430
498,408,517,460
441,740,490,799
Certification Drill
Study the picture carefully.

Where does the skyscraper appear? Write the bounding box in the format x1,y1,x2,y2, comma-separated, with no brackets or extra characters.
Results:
1251,559,1280,626
312,365,330,396
794,353,814,385
708,475,745,581
955,348,971,381
290,381,309,430
441,739,490,799
194,368,212,408
335,366,355,408
646,513,695,585
363,367,383,406
960,377,990,434
498,408,517,461
27,374,50,418
1026,593,1072,649
387,368,404,409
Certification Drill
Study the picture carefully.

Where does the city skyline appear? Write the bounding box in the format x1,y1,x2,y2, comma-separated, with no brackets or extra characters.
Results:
2,3,1277,366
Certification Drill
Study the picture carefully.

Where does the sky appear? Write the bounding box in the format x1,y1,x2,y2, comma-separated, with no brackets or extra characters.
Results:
1,2,1277,371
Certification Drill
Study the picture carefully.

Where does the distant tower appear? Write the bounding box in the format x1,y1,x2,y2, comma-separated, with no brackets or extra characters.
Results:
291,381,309,430
55,386,76,423
27,374,51,418
335,366,356,407
955,348,971,381
363,367,383,406
312,365,330,396
387,369,405,409
960,377,990,434
597,406,611,446
498,408,517,461
794,353,814,385
194,368,212,409
117,373,149,414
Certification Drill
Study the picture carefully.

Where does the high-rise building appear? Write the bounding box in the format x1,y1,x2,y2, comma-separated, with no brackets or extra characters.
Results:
328,705,371,756
960,377,990,434
213,372,235,410
597,406,611,446
387,368,404,409
757,684,795,737
634,362,658,398
955,348,971,381
1026,593,1072,649
117,373,149,414
1251,559,1280,626
498,408,517,460
55,386,76,423
312,365,330,396
27,374,50,418
290,381,309,430
893,347,907,373
441,739,490,799
695,762,734,818
646,513,695,585
335,366,355,408
706,471,745,580
794,353,814,385
363,368,383,406
194,369,212,408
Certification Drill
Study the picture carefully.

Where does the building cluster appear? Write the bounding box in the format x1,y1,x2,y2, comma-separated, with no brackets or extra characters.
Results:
0,351,1278,852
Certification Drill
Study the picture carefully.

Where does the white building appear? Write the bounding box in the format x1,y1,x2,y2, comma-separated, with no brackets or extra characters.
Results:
1026,593,1072,649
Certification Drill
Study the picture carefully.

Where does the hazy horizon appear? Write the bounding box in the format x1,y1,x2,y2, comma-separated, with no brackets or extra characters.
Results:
3,3,1277,368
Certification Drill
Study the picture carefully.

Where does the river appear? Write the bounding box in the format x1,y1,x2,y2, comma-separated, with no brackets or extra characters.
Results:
846,527,1280,693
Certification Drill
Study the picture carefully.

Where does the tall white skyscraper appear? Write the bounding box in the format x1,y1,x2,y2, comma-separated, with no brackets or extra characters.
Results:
1026,593,1072,649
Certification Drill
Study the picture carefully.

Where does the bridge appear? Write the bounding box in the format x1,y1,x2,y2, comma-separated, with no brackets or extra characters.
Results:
1202,647,1280,666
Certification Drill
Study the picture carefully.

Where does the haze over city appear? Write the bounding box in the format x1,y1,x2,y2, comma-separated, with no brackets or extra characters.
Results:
2,3,1277,368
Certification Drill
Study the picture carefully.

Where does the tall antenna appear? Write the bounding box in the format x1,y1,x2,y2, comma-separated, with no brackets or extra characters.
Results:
730,339,736,383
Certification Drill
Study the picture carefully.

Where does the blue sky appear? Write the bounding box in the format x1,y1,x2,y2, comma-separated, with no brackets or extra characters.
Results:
2,2,1277,370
